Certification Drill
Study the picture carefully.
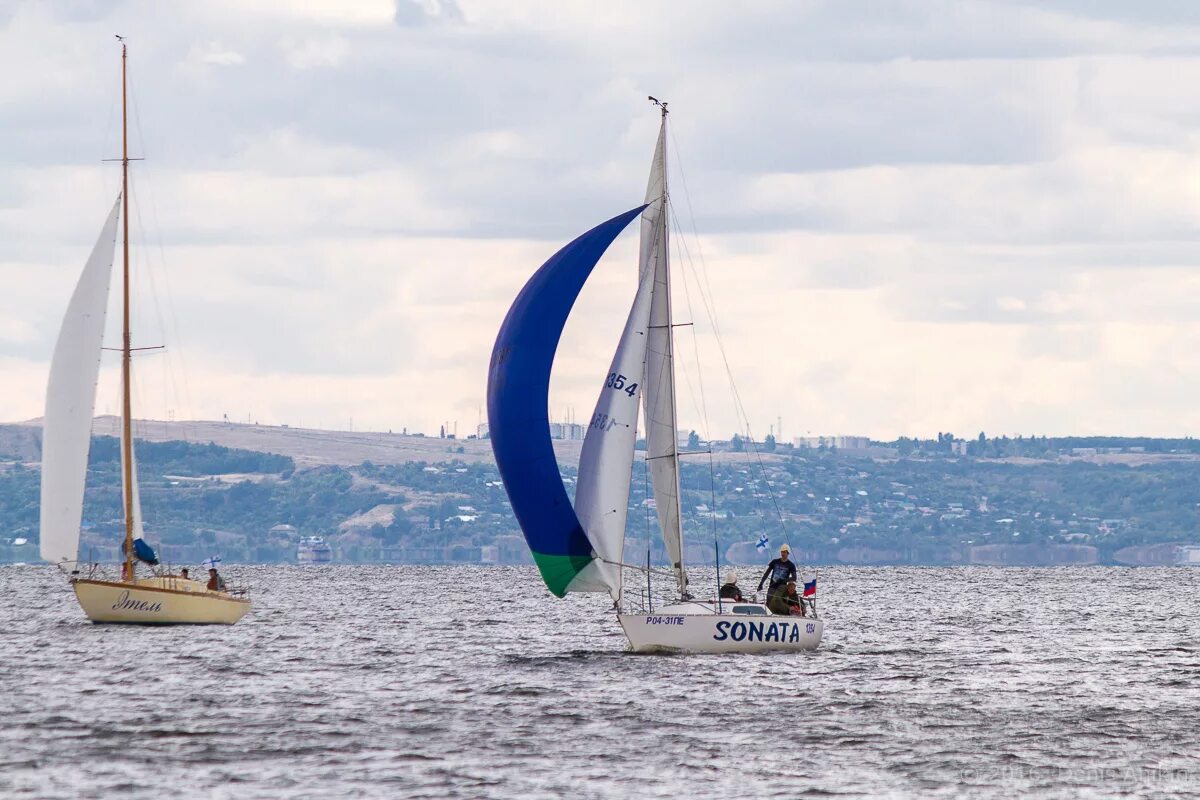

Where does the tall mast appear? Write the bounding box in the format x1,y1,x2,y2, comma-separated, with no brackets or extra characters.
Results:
660,105,687,598
119,40,135,583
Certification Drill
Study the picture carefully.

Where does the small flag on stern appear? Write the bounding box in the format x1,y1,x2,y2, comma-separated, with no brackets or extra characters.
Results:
202,555,222,571
803,577,817,597
755,534,769,552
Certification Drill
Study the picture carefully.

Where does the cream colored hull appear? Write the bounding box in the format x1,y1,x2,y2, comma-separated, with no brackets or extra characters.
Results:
72,578,250,625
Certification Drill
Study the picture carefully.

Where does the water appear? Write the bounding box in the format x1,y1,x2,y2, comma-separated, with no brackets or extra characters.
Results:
2,565,1198,799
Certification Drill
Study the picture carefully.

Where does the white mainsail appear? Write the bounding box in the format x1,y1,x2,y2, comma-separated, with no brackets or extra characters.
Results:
572,259,655,598
643,118,691,594
40,198,122,567
640,118,688,595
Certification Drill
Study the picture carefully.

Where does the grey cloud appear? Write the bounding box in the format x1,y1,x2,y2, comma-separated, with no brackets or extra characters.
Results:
393,0,463,27
1027,0,1200,26
12,1,1200,435
0,3,1081,238
667,1,1200,66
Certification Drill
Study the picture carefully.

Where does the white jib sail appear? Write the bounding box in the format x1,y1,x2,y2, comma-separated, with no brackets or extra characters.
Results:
640,119,688,595
40,198,122,567
571,259,655,598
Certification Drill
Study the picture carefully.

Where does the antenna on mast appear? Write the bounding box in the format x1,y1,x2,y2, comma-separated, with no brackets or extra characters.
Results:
648,95,669,117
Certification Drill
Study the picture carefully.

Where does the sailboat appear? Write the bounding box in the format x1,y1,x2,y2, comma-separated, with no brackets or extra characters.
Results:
38,42,249,625
488,101,822,652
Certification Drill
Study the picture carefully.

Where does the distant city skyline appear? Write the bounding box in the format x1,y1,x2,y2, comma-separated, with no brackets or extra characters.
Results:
6,2,1200,439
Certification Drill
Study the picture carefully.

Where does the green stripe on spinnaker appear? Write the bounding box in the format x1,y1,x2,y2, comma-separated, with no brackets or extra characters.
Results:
532,552,595,597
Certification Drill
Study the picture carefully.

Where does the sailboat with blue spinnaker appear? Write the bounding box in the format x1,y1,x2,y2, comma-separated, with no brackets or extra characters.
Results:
487,101,823,653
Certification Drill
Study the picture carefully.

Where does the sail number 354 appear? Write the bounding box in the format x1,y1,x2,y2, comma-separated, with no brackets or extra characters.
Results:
606,373,639,397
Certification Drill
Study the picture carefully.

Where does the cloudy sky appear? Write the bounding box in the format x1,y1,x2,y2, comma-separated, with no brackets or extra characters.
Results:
5,0,1200,441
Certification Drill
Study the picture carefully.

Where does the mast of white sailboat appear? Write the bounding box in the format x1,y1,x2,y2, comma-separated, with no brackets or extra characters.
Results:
119,39,135,583
649,98,688,598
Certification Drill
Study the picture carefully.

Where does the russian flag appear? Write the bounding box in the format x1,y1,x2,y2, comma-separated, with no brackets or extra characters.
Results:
802,577,817,597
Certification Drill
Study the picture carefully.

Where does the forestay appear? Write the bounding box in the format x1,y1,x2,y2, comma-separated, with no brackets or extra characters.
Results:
40,198,121,567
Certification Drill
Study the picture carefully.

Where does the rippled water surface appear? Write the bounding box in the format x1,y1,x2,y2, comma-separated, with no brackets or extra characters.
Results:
2,565,1198,798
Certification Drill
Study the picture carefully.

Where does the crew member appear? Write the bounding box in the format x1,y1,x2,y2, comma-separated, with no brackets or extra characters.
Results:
757,544,797,601
719,571,744,602
207,567,227,592
767,580,806,616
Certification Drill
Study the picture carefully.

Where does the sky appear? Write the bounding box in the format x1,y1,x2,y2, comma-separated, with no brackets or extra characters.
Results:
5,0,1200,441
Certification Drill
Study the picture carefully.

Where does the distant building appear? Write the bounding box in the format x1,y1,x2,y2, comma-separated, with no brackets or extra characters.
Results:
794,435,871,450
1178,546,1200,566
494,534,533,564
548,422,585,441
477,423,490,439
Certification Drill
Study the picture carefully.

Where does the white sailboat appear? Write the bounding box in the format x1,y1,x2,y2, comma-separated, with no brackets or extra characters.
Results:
39,42,249,625
488,100,822,652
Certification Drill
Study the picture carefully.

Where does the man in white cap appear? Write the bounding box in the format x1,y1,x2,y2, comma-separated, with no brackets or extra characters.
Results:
757,543,797,603
719,570,744,602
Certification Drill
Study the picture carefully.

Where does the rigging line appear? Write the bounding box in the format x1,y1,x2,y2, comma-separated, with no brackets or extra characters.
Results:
639,431,654,571
127,64,195,441
599,557,677,579
666,124,726,350
664,205,725,558
127,170,175,427
667,216,784,534
661,254,706,447
665,129,743,452
669,244,782,538
667,205,713,441
125,73,172,416
667,136,787,535
665,205,723,550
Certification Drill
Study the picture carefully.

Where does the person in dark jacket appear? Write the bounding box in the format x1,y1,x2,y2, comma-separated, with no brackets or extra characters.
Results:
767,581,806,616
718,571,744,602
757,544,797,600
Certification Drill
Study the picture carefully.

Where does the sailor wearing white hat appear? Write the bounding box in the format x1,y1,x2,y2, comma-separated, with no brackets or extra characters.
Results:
719,570,744,601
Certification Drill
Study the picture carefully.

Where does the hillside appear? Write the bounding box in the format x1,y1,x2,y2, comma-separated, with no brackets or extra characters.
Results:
3,420,1200,568
4,416,578,468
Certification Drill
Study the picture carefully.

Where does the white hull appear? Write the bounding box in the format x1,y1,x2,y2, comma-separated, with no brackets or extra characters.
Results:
72,578,250,625
619,608,823,653
297,537,332,564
